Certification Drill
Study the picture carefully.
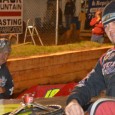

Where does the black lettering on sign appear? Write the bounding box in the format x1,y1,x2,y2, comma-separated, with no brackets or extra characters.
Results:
0,0,21,3
0,26,22,33
0,19,22,26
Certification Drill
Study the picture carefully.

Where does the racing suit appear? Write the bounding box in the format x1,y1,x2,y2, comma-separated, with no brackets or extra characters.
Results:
0,63,14,99
67,48,115,107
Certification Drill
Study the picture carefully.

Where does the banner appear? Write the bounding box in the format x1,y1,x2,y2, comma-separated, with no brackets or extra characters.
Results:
0,0,23,34
85,0,112,29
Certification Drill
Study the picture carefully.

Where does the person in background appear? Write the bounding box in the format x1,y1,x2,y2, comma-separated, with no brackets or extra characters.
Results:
90,9,105,43
0,38,14,99
79,1,86,31
65,1,115,115
79,9,86,31
64,0,75,30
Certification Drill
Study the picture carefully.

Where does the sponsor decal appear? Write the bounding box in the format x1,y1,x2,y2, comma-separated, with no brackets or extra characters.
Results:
45,89,60,98
0,0,23,34
102,62,115,75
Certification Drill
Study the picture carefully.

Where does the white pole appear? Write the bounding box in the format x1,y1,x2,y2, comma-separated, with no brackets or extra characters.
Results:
55,0,59,45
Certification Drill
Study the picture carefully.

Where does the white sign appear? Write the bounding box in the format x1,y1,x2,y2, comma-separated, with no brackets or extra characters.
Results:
0,0,23,34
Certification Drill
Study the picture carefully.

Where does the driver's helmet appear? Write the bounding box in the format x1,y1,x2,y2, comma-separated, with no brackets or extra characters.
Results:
0,38,11,53
102,1,115,44
102,1,115,25
0,38,11,65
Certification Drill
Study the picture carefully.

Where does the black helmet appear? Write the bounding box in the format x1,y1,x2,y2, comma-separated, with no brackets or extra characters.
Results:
0,38,11,53
102,1,115,25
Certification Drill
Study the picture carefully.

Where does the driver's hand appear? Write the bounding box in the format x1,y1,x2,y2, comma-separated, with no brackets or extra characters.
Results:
65,99,84,115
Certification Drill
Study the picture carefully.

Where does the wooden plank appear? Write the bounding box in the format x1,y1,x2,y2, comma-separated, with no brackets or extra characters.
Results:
13,69,91,94
12,59,97,82
7,47,111,72
6,47,112,95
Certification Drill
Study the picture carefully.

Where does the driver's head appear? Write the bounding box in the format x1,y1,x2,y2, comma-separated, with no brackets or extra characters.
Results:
102,1,115,44
0,38,11,53
0,38,11,65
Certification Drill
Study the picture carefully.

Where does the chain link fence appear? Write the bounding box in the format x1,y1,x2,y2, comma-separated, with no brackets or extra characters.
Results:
16,0,81,46
17,0,59,46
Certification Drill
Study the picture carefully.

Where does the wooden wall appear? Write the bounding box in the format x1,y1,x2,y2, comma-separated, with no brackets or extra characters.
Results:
7,46,111,95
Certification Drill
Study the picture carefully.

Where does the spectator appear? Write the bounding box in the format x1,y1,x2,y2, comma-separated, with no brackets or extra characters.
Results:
64,0,75,30
79,9,86,31
90,9,105,43
65,1,115,115
0,38,14,99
